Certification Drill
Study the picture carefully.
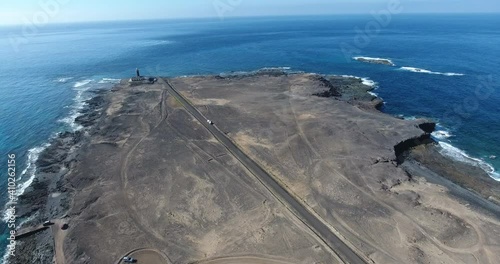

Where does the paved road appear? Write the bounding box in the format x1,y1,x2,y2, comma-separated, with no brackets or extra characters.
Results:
160,78,367,264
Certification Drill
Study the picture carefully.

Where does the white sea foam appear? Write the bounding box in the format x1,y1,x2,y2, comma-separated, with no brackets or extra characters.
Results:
260,66,292,71
442,72,465,76
432,130,453,140
2,144,49,223
492,172,500,181
143,40,175,46
431,125,499,181
399,67,465,76
353,56,395,66
339,74,358,79
59,79,100,130
59,88,90,131
73,79,92,88
59,91,88,131
55,77,74,83
16,145,50,196
59,113,84,131
361,78,376,87
98,78,121,84
1,77,116,262
340,75,376,86
438,142,500,181
339,75,379,97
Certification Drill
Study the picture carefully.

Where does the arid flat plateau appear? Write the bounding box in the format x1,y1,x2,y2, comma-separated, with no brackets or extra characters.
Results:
17,71,500,264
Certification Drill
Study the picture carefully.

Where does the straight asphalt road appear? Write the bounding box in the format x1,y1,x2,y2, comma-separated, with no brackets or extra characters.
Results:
160,78,367,264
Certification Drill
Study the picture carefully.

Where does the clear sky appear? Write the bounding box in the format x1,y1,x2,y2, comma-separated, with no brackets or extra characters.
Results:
1,0,499,25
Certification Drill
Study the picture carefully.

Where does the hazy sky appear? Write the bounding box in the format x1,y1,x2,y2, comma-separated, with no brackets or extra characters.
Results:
1,0,499,25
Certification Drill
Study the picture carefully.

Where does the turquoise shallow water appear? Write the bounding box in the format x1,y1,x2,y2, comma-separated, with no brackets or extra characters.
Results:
1,14,500,260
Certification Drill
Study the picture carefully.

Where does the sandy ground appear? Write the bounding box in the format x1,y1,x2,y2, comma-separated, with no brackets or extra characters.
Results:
52,219,68,264
23,72,500,264
170,72,500,263
195,255,297,264
61,77,339,263
117,249,170,264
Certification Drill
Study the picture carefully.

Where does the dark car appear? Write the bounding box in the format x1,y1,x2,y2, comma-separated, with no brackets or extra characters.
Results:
123,256,137,263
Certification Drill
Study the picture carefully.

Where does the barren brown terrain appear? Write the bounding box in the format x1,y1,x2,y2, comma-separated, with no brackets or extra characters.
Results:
16,71,500,264
168,72,500,263
62,75,341,264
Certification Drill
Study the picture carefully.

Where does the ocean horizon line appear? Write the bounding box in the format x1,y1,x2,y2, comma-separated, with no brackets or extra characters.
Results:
2,12,500,28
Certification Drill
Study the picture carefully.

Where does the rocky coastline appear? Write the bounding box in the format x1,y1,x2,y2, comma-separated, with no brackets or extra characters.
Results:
11,89,108,264
10,70,500,263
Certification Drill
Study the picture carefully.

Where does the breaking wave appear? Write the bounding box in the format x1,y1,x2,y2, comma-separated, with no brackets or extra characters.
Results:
399,67,465,76
73,79,92,88
339,75,377,87
59,80,96,131
98,78,121,84
2,144,50,223
428,124,497,181
340,75,379,97
432,130,453,140
55,77,74,83
438,142,500,181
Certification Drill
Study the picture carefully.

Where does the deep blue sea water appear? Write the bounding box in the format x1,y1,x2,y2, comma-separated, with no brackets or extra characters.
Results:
1,14,499,261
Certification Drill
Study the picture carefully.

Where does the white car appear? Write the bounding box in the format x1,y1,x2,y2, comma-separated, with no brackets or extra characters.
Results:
207,120,214,125
43,221,54,226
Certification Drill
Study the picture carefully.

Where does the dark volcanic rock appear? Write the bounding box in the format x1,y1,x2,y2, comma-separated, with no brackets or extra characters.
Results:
36,131,83,172
17,181,49,218
75,90,106,127
12,89,110,264
394,134,434,163
418,122,436,134
221,68,288,79
354,57,395,66
75,111,101,127
313,76,342,98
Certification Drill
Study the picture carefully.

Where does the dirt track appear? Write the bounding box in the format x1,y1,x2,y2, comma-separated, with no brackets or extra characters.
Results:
161,78,365,264
49,72,500,263
169,72,500,263
117,248,171,264
195,255,296,264
62,75,341,263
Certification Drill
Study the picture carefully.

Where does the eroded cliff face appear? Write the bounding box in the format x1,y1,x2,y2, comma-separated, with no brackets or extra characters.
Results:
311,75,439,164
394,132,434,163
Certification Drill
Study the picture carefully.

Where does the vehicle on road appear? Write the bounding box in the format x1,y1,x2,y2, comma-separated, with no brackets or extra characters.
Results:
123,256,137,263
207,119,214,125
43,221,54,227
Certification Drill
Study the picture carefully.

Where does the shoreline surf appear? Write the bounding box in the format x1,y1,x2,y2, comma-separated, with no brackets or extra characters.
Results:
2,70,499,263
0,77,117,263
399,66,465,76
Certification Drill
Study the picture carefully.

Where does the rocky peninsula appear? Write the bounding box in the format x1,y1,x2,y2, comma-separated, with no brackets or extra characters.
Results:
11,70,500,264
353,57,395,66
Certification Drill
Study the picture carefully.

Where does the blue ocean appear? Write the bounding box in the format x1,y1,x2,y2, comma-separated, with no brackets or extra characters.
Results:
1,14,499,260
